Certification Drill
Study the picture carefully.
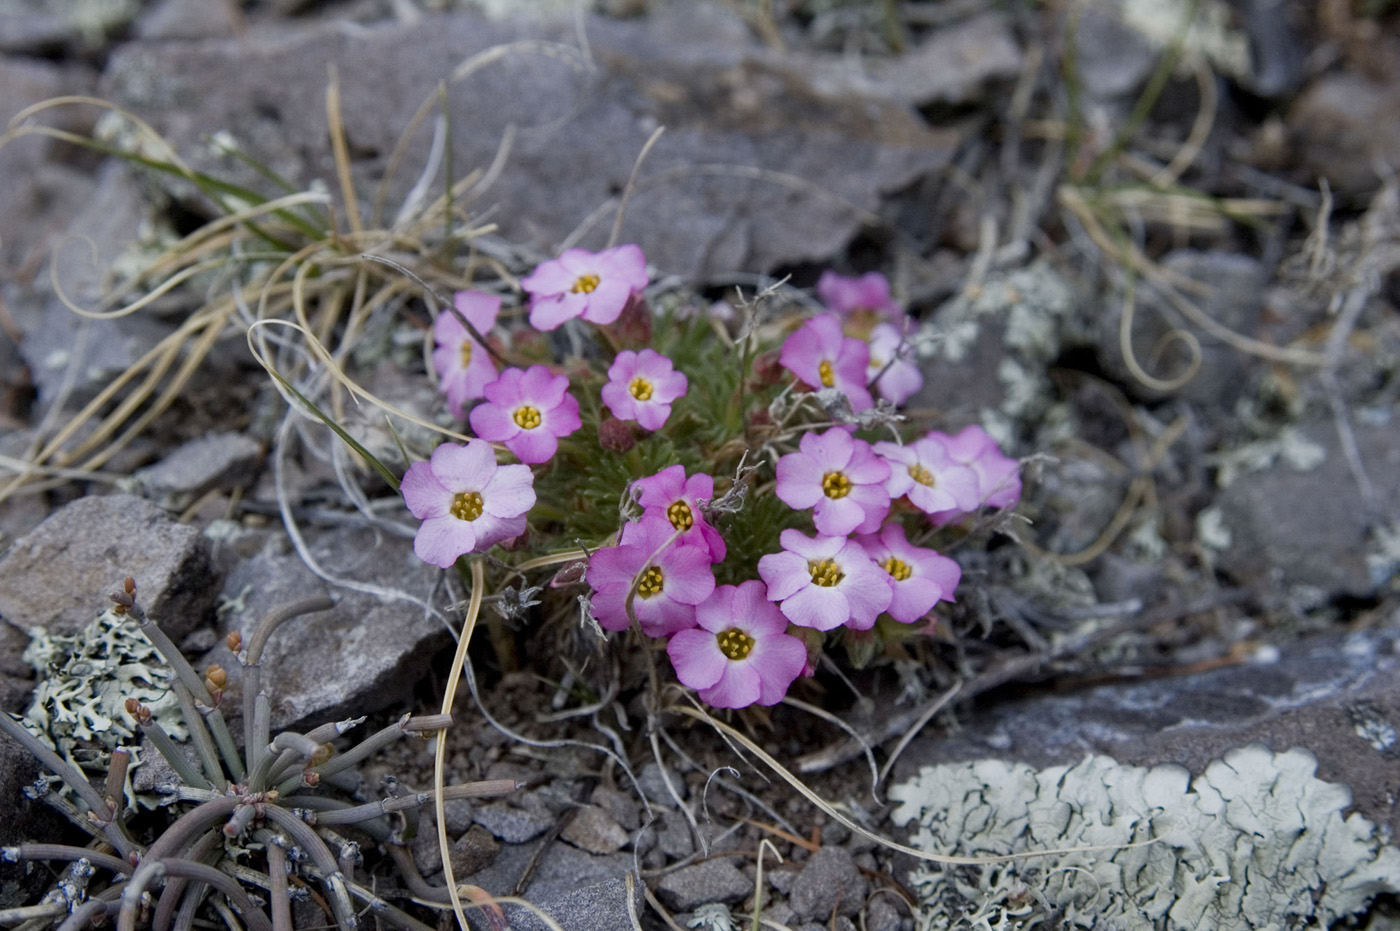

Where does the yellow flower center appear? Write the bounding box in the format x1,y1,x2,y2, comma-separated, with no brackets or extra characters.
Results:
450,491,484,522
629,377,653,401
818,359,835,388
637,565,664,598
572,273,600,294
880,557,911,582
822,471,851,499
808,558,844,587
716,628,755,661
459,340,472,368
513,405,542,430
667,501,694,531
908,464,935,487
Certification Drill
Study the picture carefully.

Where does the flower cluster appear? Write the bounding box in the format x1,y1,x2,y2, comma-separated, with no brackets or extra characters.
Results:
403,256,1022,709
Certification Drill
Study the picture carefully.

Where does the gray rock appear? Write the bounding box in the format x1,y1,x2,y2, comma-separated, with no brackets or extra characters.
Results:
864,895,905,931
1214,418,1400,598
652,808,695,859
561,803,629,854
99,2,968,279
891,625,1400,840
0,56,95,271
1100,250,1265,407
788,847,868,920
1071,5,1157,100
128,432,263,511
134,0,241,40
0,736,72,907
0,493,216,640
637,760,686,807
464,836,638,931
495,874,643,931
655,858,752,911
207,525,449,730
589,782,641,831
0,622,34,714
472,801,556,844
1289,73,1400,197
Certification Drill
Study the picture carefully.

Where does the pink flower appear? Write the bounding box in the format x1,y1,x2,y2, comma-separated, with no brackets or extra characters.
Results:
601,349,687,431
586,515,715,637
431,290,500,419
866,320,923,406
667,581,807,709
401,440,535,568
779,313,873,411
757,529,893,632
632,465,726,562
817,270,900,318
855,523,961,624
776,428,891,536
873,434,980,517
469,366,581,464
521,245,649,331
942,425,1022,509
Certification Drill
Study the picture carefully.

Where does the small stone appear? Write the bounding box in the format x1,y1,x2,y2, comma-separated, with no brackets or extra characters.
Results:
442,798,474,836
638,761,686,807
590,783,641,830
561,804,629,854
472,801,556,844
788,847,868,920
450,824,501,878
653,809,695,859
864,894,904,931
0,493,217,640
496,874,643,931
655,859,752,911
128,432,263,510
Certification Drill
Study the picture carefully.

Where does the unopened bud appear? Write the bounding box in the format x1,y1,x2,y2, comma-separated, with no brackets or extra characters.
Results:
597,417,635,453
123,577,136,595
204,665,228,691
225,631,242,653
301,771,320,788
310,743,333,767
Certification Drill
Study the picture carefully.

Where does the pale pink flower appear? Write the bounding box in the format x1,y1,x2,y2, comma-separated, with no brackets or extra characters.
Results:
632,465,725,562
757,529,892,632
521,245,649,331
585,514,715,638
431,290,500,418
667,581,807,709
469,366,581,464
779,313,873,411
866,320,923,406
401,440,535,568
873,435,980,517
855,523,961,624
943,425,1022,509
776,428,890,536
601,349,687,431
817,270,900,318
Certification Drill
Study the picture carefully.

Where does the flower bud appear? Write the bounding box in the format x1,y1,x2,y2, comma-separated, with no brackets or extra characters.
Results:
597,417,635,453
751,349,784,384
204,665,227,691
225,631,242,653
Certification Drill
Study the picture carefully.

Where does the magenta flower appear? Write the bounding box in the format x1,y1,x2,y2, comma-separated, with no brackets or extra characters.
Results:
632,464,726,562
779,313,873,411
521,244,649,331
873,434,980,517
431,290,500,419
469,365,581,464
601,349,687,431
866,320,923,406
667,581,807,709
942,425,1022,509
757,529,893,632
855,523,961,624
401,439,535,568
586,515,715,637
817,270,900,318
776,428,891,536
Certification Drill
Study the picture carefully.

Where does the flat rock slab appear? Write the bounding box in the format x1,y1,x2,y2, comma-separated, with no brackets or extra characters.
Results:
0,493,216,641
96,3,1010,278
209,525,450,731
892,624,1400,838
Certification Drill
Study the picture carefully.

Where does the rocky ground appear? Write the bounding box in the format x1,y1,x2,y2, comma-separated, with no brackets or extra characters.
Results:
3,1,1400,929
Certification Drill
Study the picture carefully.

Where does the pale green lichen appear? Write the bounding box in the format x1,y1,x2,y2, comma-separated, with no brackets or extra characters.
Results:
21,608,184,772
889,747,1400,930
1118,0,1251,80
1205,426,1327,488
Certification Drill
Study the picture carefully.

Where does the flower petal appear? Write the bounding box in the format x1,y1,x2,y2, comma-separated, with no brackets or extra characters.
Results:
469,403,518,443
667,629,727,691
701,663,761,709
401,461,450,519
508,428,558,464
780,585,848,631
430,439,496,492
483,463,536,518
413,516,475,569
750,634,808,705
